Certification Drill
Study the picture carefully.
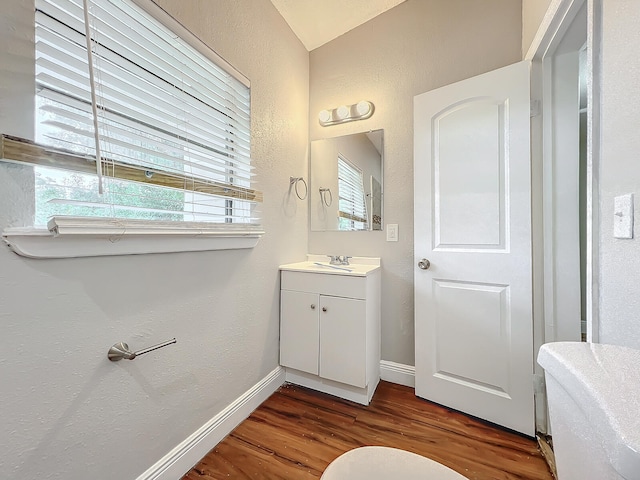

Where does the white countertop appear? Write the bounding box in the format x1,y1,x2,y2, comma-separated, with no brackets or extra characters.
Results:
279,254,381,277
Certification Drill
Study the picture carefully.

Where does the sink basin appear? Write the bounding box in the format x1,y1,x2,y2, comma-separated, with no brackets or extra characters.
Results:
279,255,380,277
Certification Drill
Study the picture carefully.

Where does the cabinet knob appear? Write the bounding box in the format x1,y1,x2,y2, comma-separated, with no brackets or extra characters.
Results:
322,307,327,312
310,304,316,310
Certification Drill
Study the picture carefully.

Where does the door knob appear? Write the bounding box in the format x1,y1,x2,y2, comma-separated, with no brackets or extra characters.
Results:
418,258,431,270
311,304,316,310
322,307,327,312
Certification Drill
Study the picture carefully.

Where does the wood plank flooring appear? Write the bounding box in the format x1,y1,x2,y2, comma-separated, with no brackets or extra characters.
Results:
182,381,553,480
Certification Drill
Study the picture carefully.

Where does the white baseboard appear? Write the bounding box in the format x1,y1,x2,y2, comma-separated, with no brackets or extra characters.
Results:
379,360,415,388
136,366,286,480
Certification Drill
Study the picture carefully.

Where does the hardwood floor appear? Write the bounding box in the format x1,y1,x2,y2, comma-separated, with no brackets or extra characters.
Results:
182,381,553,480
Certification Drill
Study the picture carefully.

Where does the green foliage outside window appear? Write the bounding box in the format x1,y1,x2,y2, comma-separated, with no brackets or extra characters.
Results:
35,168,185,226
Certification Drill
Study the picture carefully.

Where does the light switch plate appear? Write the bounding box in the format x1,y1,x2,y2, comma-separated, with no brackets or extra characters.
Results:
614,194,634,239
386,224,398,242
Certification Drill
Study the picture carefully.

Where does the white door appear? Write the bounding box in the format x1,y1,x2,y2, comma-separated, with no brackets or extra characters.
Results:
414,61,534,436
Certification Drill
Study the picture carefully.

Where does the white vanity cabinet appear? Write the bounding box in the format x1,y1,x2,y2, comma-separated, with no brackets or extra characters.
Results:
279,256,381,405
281,290,367,387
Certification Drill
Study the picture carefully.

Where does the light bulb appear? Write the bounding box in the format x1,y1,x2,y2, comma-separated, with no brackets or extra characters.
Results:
336,105,350,120
356,101,372,117
318,109,332,124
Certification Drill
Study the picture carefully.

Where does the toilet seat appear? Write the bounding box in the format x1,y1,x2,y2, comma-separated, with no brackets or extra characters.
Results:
321,446,468,479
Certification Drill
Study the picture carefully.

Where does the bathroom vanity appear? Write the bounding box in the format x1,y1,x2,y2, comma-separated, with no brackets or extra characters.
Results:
279,255,381,405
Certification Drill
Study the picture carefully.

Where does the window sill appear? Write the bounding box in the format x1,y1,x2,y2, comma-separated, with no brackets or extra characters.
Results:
2,218,264,259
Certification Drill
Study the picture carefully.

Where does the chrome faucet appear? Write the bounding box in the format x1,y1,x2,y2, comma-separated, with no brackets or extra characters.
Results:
339,255,352,265
328,255,341,265
327,255,352,265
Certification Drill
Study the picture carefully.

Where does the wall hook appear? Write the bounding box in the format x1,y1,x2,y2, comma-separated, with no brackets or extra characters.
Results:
108,338,176,361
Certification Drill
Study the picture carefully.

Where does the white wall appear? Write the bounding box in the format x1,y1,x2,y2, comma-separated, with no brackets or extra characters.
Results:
598,0,640,349
0,0,309,478
0,1,35,230
308,0,522,366
522,0,553,57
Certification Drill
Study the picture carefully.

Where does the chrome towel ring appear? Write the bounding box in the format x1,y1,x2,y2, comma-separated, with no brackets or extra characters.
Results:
319,187,333,207
290,176,308,200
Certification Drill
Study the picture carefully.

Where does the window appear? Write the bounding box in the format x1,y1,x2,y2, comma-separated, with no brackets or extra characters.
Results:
1,0,262,257
337,154,368,231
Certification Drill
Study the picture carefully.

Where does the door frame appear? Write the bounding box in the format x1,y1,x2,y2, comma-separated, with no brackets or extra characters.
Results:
526,0,601,432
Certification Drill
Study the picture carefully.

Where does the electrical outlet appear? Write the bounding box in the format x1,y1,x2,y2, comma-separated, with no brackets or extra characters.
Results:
386,224,398,242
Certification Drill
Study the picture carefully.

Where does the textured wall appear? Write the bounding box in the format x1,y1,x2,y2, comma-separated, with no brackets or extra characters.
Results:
0,1,308,478
0,1,36,229
598,0,640,348
308,0,522,365
522,0,553,57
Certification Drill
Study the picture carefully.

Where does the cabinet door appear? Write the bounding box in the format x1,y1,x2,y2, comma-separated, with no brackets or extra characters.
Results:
280,290,319,375
319,295,366,387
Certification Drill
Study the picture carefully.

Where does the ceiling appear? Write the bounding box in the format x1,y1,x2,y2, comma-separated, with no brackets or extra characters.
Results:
269,0,407,51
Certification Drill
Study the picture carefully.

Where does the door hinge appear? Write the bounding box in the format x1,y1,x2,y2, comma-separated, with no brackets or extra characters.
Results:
530,99,541,118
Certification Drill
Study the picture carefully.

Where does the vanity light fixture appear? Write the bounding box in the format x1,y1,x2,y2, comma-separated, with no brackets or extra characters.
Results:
318,100,375,126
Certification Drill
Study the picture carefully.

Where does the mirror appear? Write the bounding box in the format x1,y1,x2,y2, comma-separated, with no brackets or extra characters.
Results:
310,130,383,231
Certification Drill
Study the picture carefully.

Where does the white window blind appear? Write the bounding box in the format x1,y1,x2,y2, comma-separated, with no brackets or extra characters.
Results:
337,154,368,231
32,0,261,229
